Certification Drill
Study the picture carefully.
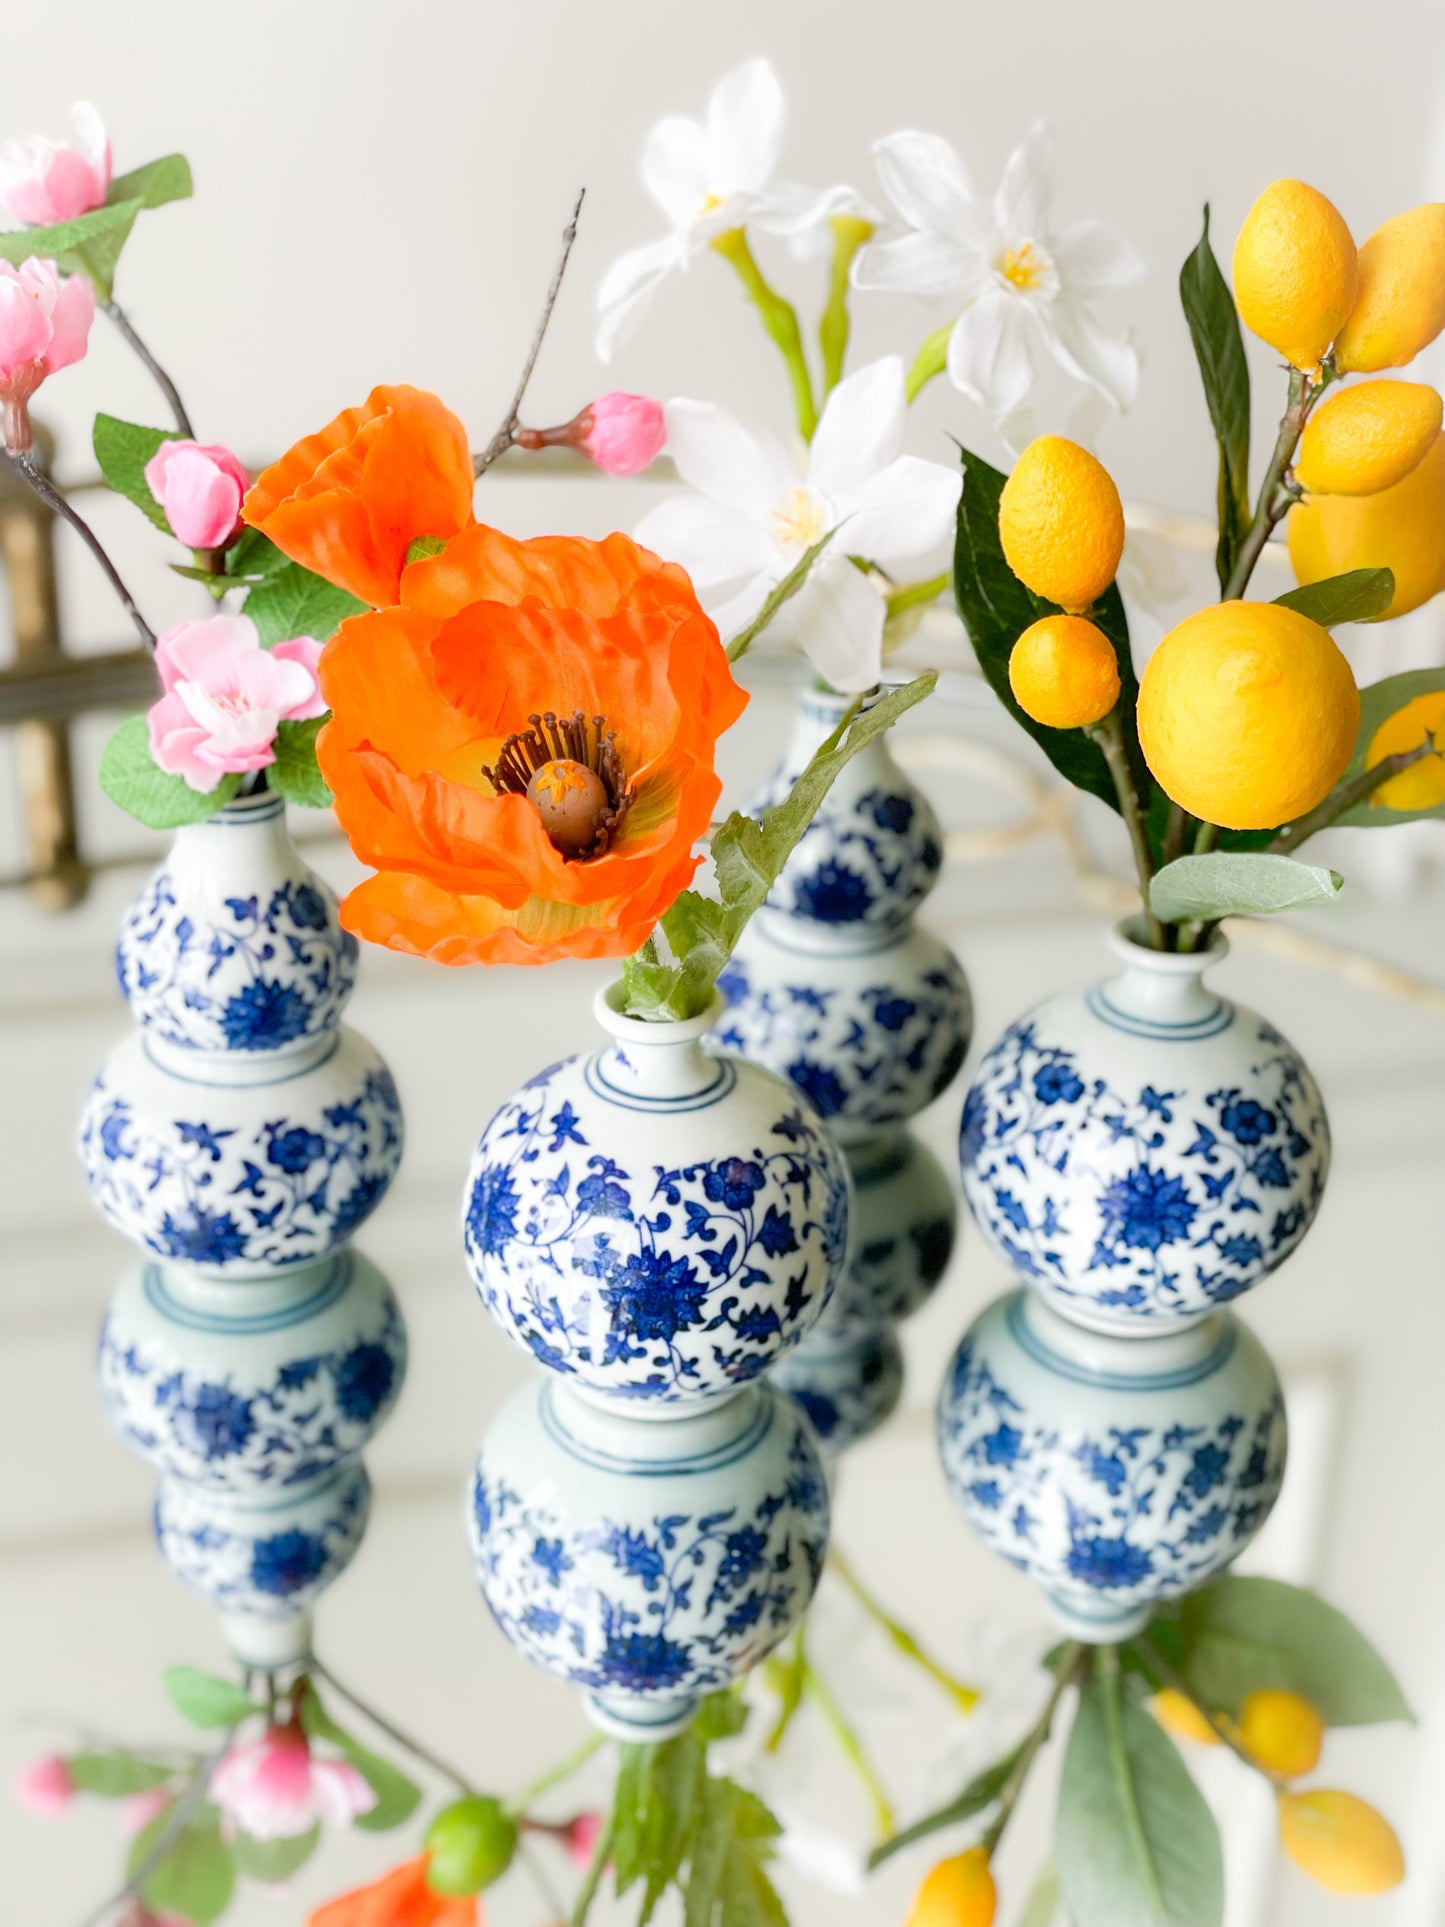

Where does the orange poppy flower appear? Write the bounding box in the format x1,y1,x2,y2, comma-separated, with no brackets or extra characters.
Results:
308,1853,478,1927
243,385,475,608
318,523,747,965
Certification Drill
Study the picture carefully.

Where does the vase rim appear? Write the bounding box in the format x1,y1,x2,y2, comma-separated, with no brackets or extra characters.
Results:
216,786,283,818
1109,916,1229,971
595,981,725,1043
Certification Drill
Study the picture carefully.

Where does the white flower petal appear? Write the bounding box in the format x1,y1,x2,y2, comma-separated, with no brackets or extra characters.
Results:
872,131,981,246
775,1821,867,1896
641,114,712,228
806,356,907,505
994,119,1054,236
1045,301,1140,410
70,101,109,176
596,234,689,362
1052,217,1146,295
851,228,973,300
707,57,785,195
756,179,880,258
634,492,778,590
845,454,962,563
946,292,1038,419
661,398,796,516
785,560,886,692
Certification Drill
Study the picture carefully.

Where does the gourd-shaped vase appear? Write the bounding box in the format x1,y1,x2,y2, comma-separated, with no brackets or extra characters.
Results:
81,790,406,1666
719,683,971,1456
464,985,847,1736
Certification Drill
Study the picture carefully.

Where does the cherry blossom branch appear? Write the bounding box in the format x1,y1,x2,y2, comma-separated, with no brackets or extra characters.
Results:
473,188,586,478
101,297,195,438
76,1724,238,1927
307,1655,473,1795
6,451,156,649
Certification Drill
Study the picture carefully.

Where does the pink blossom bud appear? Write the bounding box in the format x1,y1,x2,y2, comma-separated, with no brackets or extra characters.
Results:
562,1810,606,1871
147,615,324,791
144,440,250,551
0,102,110,226
577,392,666,475
14,1754,75,1816
0,256,94,450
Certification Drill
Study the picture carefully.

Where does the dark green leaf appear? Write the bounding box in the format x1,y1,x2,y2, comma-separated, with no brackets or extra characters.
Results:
244,563,367,646
1057,1668,1223,1927
162,1665,256,1730
269,718,333,810
233,1823,319,1883
1180,206,1251,594
107,153,193,212
1168,1576,1412,1726
0,197,144,296
100,717,241,829
129,1810,234,1925
93,412,177,532
867,1741,1023,1867
618,675,936,1021
1331,665,1445,828
297,1691,421,1831
1275,568,1395,626
225,526,292,582
1150,852,1343,923
67,1751,175,1797
952,445,1150,829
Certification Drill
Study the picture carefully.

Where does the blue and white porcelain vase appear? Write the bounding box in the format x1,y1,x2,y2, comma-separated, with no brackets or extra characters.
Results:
719,683,970,1456
464,983,845,1736
82,790,406,1666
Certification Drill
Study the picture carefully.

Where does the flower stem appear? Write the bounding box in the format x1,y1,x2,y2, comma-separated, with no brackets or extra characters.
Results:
802,1659,895,1839
763,1624,807,1753
905,321,954,401
829,1547,979,1713
570,1811,614,1925
1087,707,1165,948
474,187,586,478
7,451,156,650
1221,365,1316,601
506,1731,604,1818
101,297,195,438
818,215,874,398
712,228,817,440
307,1656,473,1796
884,570,951,623
980,1644,1087,1856
1268,734,1438,854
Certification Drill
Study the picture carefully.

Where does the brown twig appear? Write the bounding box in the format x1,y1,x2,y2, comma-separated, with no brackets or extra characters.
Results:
77,1723,237,1927
101,297,195,439
308,1654,473,1795
1268,736,1438,855
474,189,586,478
7,452,156,650
1221,364,1318,601
1087,708,1166,948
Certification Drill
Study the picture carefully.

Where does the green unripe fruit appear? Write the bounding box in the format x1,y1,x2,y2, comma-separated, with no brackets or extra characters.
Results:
424,1795,518,1896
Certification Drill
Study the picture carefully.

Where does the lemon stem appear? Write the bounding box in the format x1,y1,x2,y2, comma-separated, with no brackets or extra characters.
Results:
1267,734,1439,856
819,216,874,399
1222,365,1317,600
980,1644,1089,1857
829,1547,980,1713
712,228,818,441
1088,708,1166,947
801,1657,896,1839
905,321,955,401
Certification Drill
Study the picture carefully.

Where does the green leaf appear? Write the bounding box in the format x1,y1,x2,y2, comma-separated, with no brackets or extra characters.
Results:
867,1741,1023,1867
1057,1667,1223,1927
684,1778,787,1927
1275,568,1395,627
93,412,178,532
952,445,1150,830
725,529,836,663
129,1810,235,1926
1018,1860,1062,1927
100,717,242,829
0,197,144,296
405,534,449,566
163,1665,256,1730
1149,852,1343,923
107,153,193,212
612,1733,707,1923
233,1823,319,1884
1180,206,1252,595
269,717,333,810
67,1751,175,1797
618,674,936,1021
244,562,367,646
297,1691,421,1832
1165,1576,1412,1726
1330,665,1445,828
225,527,292,582
693,1688,749,1743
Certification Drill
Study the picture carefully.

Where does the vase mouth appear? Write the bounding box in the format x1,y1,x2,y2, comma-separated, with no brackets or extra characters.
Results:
216,786,284,819
1109,916,1229,972
594,980,725,1043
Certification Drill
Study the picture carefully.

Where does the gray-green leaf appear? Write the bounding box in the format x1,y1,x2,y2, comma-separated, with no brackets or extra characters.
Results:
1057,1669,1223,1927
244,563,367,646
93,412,178,532
298,1691,421,1831
129,1811,234,1926
67,1751,175,1797
1180,206,1251,595
233,1823,320,1883
100,717,241,829
1275,568,1395,627
1150,852,1343,924
163,1665,256,1729
269,717,333,810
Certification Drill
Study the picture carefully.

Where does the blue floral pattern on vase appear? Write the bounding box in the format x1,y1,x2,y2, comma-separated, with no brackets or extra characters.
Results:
806,1131,956,1346
937,1290,1286,1637
773,1325,905,1457
81,1032,403,1275
958,948,1329,1330
463,1049,848,1407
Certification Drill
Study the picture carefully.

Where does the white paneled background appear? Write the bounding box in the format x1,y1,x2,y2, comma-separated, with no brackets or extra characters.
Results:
3,4,1445,1924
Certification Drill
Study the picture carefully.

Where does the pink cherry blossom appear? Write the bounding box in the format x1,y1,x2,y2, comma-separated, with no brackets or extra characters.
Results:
147,615,325,792
579,393,666,475
14,1754,75,1815
0,102,111,226
0,256,95,449
144,440,250,551
561,1810,605,1870
210,1727,376,1843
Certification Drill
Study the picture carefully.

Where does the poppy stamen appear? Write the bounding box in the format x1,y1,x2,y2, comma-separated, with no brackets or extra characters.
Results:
482,709,634,859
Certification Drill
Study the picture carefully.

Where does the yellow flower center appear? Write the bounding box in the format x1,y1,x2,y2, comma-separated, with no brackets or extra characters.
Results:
697,191,726,220
999,241,1046,290
770,487,830,555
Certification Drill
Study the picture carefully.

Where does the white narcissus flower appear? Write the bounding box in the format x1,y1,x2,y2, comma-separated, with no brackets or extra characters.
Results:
854,122,1143,423
597,57,866,360
635,355,961,692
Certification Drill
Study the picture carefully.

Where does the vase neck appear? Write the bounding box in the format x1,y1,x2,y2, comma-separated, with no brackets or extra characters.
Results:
591,986,729,1104
787,684,900,782
1093,929,1230,1038
168,791,295,887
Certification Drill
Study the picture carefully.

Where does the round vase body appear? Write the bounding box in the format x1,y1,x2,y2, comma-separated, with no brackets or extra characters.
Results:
959,928,1329,1332
807,1131,956,1347
463,990,850,1411
470,1379,830,1738
938,1288,1286,1640
772,1325,905,1457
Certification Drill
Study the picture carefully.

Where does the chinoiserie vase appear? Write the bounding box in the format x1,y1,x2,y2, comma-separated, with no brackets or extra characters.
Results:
464,984,845,1738
718,682,971,1456
81,790,406,1667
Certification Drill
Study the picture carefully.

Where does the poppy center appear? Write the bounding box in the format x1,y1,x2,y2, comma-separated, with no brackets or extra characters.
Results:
482,711,633,860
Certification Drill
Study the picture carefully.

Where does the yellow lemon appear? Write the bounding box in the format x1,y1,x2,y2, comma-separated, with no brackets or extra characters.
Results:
1295,380,1443,495
905,1846,997,1927
1008,615,1121,728
1278,1790,1405,1895
1288,430,1445,619
1367,691,1445,811
1137,601,1359,830
1336,203,1445,373
1151,1689,1223,1748
998,436,1125,611
1238,1690,1324,1779
1233,181,1357,370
